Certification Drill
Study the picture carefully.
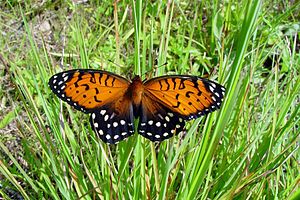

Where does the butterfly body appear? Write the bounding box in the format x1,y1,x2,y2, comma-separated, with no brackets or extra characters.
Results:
49,69,225,144
126,76,144,115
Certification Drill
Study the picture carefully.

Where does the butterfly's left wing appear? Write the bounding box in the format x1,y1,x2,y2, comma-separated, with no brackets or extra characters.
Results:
48,69,130,113
49,69,134,144
90,96,135,144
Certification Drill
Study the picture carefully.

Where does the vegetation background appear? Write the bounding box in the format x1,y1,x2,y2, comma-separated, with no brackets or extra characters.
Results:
0,0,299,199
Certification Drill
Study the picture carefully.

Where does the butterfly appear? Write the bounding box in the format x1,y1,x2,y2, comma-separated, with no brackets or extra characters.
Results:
48,69,225,144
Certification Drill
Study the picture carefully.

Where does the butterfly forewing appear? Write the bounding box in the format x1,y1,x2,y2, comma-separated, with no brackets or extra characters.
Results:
48,69,130,113
143,75,225,120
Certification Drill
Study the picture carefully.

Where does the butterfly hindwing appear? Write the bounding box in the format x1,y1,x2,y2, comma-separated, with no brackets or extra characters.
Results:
48,69,130,113
90,98,135,144
143,75,225,120
138,95,185,142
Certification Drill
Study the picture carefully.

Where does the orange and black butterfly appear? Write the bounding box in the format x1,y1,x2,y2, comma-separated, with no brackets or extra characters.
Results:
48,69,225,144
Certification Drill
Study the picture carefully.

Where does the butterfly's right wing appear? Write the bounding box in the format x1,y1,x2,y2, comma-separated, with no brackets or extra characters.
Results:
138,94,185,142
143,75,225,120
137,75,225,142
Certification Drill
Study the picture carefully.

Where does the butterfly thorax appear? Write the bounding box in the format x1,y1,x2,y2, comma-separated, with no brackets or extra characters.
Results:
127,75,144,108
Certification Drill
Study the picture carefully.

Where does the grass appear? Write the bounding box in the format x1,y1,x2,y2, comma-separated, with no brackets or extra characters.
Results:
0,0,299,199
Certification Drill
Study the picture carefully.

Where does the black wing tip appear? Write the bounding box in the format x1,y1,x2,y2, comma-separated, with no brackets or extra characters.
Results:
186,79,225,119
48,72,91,113
202,79,226,101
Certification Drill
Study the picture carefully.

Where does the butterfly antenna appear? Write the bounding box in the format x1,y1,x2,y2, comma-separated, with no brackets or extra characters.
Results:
142,62,168,79
108,59,124,69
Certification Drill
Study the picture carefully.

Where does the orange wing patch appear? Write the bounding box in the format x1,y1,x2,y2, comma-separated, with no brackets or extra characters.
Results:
49,69,130,113
144,76,225,119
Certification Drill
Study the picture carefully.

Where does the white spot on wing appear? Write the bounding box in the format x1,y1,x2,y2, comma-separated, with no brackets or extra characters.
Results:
156,122,161,127
120,120,125,125
113,122,118,127
94,123,98,128
104,115,109,121
99,130,104,135
167,112,174,117
100,110,106,115
92,113,96,119
148,120,153,125
165,116,170,122
106,134,111,139
114,135,119,139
